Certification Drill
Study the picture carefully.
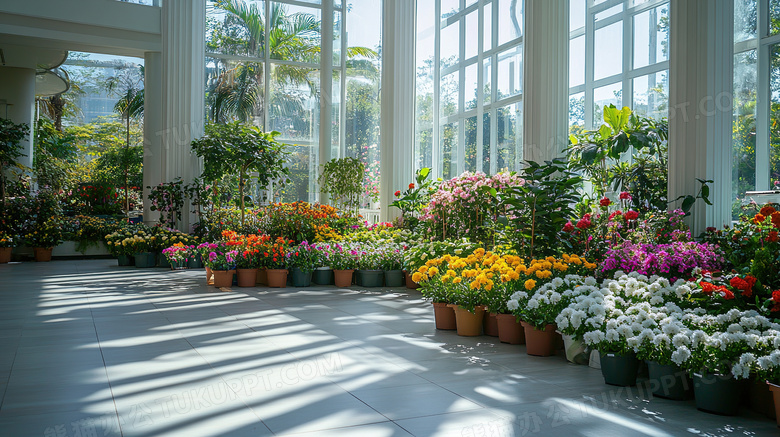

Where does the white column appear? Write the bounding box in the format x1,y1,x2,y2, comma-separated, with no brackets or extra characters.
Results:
668,0,733,235
380,0,416,222
0,67,35,171
143,51,162,226
522,0,569,163
159,0,206,231
319,0,334,204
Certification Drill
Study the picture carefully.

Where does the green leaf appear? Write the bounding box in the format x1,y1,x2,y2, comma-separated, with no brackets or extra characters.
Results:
598,124,612,140
681,196,696,213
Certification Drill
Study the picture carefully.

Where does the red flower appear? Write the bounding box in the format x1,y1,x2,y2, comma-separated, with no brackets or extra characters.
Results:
730,277,752,297
754,213,767,224
394,190,401,197
625,210,639,221
700,282,716,295
576,218,591,229
771,211,780,228
773,290,780,303
562,221,574,232
608,211,623,221
619,191,632,201
408,183,415,190
720,288,735,300
760,205,777,217
599,197,611,207
767,231,779,243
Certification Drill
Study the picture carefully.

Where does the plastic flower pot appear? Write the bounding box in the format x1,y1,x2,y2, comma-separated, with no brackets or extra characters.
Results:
170,259,187,270
483,312,499,337
117,254,134,266
187,257,203,269
212,270,233,288
357,270,384,287
520,322,557,357
748,378,776,419
290,267,313,287
768,382,780,426
333,269,354,287
134,252,156,268
312,267,333,285
600,352,640,386
433,302,456,330
692,372,744,415
496,314,524,344
266,269,288,288
452,305,485,337
384,269,404,287
156,253,170,268
236,268,258,287
404,270,420,289
33,247,53,262
647,361,691,400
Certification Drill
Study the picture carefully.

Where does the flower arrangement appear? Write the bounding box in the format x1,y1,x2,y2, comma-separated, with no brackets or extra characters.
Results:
0,232,16,248
205,249,239,271
376,243,405,271
120,230,153,254
328,243,360,270
258,201,361,244
599,240,723,281
264,237,293,269
403,239,482,274
25,217,64,248
162,242,191,264
286,241,322,272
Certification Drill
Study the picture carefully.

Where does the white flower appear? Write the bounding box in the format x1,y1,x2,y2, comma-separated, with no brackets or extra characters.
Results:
584,277,597,286
672,333,690,347
507,299,519,311
527,299,539,310
606,329,620,342
671,346,691,366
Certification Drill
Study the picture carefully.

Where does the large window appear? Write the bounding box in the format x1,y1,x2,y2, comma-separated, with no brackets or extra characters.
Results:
733,0,780,215
205,0,381,204
569,0,669,132
415,0,524,179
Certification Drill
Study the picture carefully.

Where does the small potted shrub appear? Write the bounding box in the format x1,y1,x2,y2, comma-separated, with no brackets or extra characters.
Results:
311,243,334,285
379,243,405,287
26,217,64,262
0,232,16,264
286,241,320,287
330,243,358,287
205,249,239,288
264,237,292,288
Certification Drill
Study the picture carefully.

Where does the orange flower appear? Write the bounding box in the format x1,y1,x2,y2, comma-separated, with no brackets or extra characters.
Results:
754,213,767,224
760,205,777,217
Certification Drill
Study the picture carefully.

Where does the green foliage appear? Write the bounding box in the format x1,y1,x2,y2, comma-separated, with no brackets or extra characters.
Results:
34,119,77,191
147,178,186,230
318,157,365,212
501,159,582,258
0,118,30,205
389,167,436,231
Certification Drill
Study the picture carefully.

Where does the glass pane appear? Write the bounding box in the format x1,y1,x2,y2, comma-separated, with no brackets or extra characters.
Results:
206,0,265,58
771,0,780,35
484,2,493,52
497,47,522,100
633,5,669,69
733,49,757,216
570,0,586,32
482,112,491,174
331,69,341,160
441,0,459,20
333,10,342,66
483,58,492,105
497,102,521,172
595,4,622,22
416,1,435,172
269,3,321,63
205,58,265,126
465,10,479,60
734,0,757,43
440,22,460,69
268,64,319,142
465,115,478,172
593,82,622,127
441,71,459,118
275,145,313,203
570,36,585,87
441,121,458,180
569,92,585,134
770,45,780,189
632,71,668,120
594,21,623,80
465,62,478,111
497,0,523,46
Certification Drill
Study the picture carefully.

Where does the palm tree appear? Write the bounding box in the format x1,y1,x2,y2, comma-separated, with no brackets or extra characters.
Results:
107,73,144,217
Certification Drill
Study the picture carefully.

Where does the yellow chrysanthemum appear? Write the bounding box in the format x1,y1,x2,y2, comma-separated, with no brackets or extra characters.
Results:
524,279,536,290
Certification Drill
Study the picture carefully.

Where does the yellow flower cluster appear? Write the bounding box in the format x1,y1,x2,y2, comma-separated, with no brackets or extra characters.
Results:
314,224,343,242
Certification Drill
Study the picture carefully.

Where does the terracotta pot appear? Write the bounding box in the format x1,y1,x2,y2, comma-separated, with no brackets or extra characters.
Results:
212,270,233,288
520,322,557,357
237,268,258,287
432,302,456,330
768,382,780,426
256,267,267,285
266,269,288,288
496,313,525,344
33,247,53,262
483,312,499,337
205,266,214,285
453,305,485,337
0,247,11,264
404,270,420,289
333,269,354,287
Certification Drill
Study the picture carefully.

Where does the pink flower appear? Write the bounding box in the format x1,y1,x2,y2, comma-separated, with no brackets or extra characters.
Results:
562,221,574,232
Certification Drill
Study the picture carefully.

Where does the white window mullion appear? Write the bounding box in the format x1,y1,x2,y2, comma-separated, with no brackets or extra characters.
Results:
476,0,485,172
457,0,466,176
584,1,595,129
622,2,632,110
433,0,442,179
756,0,771,190
490,0,498,175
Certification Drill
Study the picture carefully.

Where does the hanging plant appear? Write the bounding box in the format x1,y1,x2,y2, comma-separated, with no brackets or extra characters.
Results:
318,157,365,213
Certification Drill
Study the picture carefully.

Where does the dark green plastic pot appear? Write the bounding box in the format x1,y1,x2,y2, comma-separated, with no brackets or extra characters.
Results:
134,252,156,268
117,254,134,266
693,372,744,415
384,269,404,287
647,361,691,400
156,253,171,268
290,267,313,287
356,270,384,287
312,268,333,285
600,351,640,386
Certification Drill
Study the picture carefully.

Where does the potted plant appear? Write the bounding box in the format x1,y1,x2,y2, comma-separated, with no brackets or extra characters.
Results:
389,167,436,232
318,157,365,214
354,243,384,287
197,242,220,285
286,241,320,287
379,243,405,287
205,249,239,288
264,237,292,288
0,232,16,264
147,178,185,230
413,262,455,330
330,243,358,287
162,243,190,270
26,217,64,262
105,228,136,266
311,243,334,285
124,230,155,268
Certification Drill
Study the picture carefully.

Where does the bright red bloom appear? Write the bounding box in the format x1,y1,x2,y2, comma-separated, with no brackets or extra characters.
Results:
394,190,401,197
771,211,780,228
562,221,574,232
700,282,716,295
720,288,735,300
409,183,415,189
608,211,623,221
754,213,767,224
625,210,639,221
760,205,777,217
773,290,780,303
576,218,591,229
619,191,632,200
599,197,611,207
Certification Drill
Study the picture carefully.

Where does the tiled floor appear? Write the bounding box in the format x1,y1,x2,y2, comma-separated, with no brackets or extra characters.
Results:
0,259,778,437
